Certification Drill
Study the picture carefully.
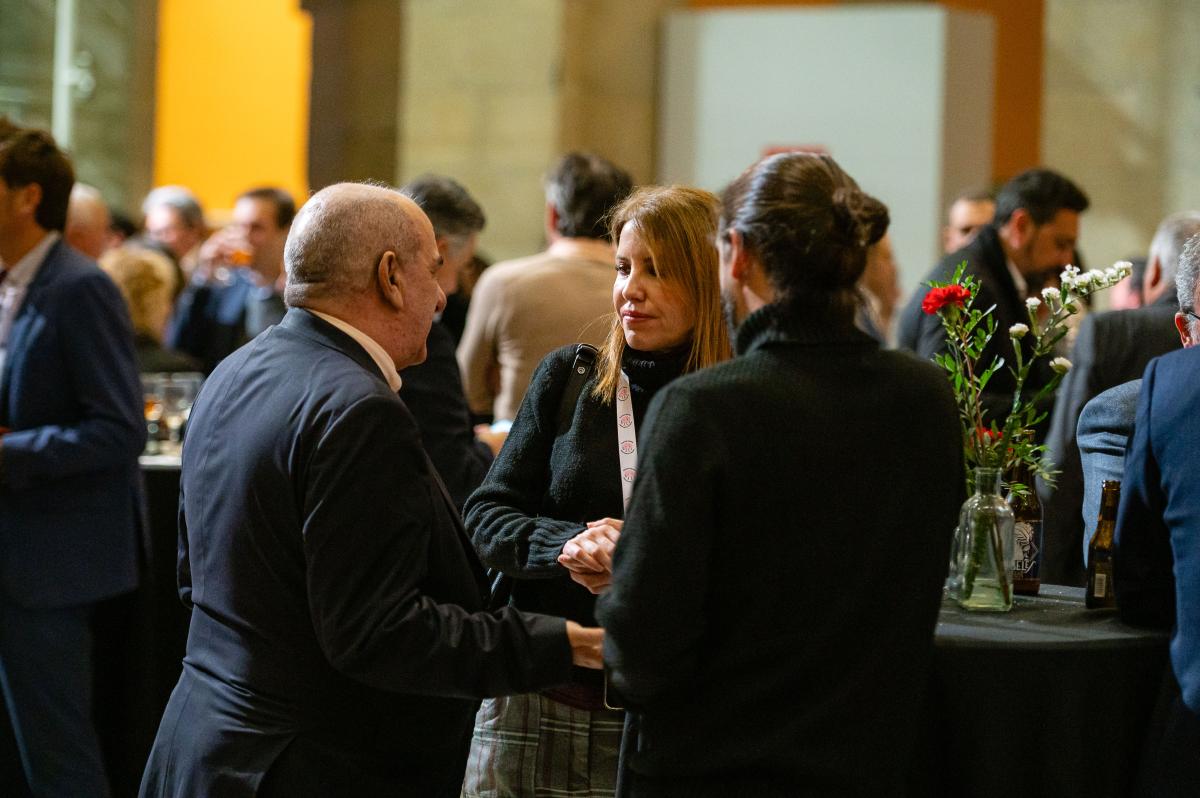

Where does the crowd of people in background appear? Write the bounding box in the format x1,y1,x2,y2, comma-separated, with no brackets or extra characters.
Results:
1,112,1198,797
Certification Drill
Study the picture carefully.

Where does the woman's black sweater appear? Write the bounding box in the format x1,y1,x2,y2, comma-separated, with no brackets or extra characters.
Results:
464,343,690,628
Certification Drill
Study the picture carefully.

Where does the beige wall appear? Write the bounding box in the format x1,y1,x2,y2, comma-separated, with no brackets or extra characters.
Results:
1043,0,1200,277
398,0,680,263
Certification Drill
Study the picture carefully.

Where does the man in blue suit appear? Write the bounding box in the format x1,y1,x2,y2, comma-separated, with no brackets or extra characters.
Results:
169,186,293,372
1115,233,1200,794
0,121,144,795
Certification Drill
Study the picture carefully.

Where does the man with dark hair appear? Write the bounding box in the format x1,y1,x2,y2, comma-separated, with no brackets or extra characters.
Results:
0,120,144,796
399,175,498,507
898,168,1089,420
457,152,632,422
1040,211,1200,585
169,185,295,372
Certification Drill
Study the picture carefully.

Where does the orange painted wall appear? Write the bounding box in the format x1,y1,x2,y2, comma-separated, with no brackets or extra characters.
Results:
687,0,1042,183
153,0,311,216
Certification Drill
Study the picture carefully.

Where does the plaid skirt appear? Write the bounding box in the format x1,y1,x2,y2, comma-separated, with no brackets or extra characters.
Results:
461,693,624,797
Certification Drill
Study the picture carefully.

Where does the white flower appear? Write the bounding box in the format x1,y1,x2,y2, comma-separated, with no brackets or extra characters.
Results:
1104,267,1119,282
1050,356,1072,374
1041,286,1059,303
1009,323,1029,339
1026,297,1041,310
1113,260,1133,279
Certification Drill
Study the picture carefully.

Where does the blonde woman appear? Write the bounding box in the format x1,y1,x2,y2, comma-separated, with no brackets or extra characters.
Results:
100,245,201,373
462,186,730,797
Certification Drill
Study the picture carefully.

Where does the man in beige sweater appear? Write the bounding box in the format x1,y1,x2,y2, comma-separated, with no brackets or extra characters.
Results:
457,152,632,422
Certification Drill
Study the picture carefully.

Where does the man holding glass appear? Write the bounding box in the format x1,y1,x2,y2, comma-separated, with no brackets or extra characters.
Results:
0,119,144,796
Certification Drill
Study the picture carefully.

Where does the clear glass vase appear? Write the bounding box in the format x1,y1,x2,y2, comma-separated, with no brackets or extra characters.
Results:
953,467,1014,612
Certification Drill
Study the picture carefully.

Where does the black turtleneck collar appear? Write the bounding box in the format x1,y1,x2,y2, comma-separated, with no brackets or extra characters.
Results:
734,302,876,356
621,343,691,392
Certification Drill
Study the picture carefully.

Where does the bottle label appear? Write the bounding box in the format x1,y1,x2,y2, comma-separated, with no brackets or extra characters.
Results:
1093,572,1108,598
1012,520,1042,577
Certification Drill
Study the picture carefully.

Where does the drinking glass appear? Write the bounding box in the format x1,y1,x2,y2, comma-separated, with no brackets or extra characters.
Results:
159,373,203,453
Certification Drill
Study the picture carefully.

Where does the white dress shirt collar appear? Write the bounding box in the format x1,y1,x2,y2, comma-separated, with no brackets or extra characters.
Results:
309,310,403,393
3,231,60,289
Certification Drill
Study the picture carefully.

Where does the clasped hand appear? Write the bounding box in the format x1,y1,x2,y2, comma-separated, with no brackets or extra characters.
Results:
557,518,622,594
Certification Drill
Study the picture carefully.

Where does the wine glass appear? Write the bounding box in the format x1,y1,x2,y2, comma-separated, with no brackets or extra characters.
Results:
160,373,203,454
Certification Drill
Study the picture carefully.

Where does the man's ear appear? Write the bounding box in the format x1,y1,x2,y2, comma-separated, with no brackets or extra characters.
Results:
377,251,406,310
1176,313,1195,348
1006,208,1035,247
435,235,452,261
15,183,42,220
724,229,747,282
1143,254,1163,296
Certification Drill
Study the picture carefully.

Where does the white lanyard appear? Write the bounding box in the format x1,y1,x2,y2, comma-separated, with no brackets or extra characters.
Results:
616,370,638,509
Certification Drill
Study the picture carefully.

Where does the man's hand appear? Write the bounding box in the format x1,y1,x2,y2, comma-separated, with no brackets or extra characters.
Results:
564,621,604,669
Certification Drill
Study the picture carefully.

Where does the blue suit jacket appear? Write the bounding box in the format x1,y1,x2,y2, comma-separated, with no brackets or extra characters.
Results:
0,239,145,608
168,268,285,373
1077,379,1141,565
1116,347,1200,714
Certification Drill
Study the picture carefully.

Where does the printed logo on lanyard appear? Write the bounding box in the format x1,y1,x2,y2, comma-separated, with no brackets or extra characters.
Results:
615,371,638,510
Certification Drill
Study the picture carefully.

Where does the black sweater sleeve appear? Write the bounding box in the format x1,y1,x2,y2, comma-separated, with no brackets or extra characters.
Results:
464,347,589,578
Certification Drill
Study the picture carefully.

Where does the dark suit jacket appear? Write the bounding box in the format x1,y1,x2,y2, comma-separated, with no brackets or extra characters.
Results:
399,319,492,508
0,239,144,608
139,308,571,797
1116,347,1200,716
1077,379,1140,566
597,306,964,796
168,268,286,373
897,224,1054,426
1040,297,1180,584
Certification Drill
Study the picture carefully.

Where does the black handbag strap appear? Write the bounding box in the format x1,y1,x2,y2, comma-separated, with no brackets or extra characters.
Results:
556,343,598,437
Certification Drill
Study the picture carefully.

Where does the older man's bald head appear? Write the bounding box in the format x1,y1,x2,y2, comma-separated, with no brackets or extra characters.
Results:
284,182,434,306
65,183,112,259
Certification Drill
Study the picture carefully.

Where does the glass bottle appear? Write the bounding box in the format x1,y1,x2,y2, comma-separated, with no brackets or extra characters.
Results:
1007,459,1044,596
954,467,1015,612
1085,480,1120,609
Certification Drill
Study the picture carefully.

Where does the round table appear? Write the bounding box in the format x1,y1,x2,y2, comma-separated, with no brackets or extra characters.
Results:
913,585,1169,797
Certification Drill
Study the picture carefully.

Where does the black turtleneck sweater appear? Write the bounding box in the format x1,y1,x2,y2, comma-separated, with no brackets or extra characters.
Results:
464,343,690,628
596,303,965,795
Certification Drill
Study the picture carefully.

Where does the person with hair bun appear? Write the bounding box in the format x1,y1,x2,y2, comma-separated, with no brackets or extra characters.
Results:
463,185,731,797
597,153,964,796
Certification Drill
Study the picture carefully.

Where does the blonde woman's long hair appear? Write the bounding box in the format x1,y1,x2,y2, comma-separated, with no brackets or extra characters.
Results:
591,186,732,403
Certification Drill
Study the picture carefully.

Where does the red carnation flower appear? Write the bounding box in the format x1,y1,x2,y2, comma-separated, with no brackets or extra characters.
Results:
922,284,971,315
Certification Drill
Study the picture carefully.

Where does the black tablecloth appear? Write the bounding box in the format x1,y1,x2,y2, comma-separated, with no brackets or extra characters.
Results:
913,585,1170,797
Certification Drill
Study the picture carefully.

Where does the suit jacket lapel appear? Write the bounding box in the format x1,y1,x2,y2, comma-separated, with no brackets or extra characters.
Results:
0,250,56,425
421,448,489,593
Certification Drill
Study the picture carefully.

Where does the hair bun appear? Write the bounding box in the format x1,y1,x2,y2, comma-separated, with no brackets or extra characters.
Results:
831,186,890,248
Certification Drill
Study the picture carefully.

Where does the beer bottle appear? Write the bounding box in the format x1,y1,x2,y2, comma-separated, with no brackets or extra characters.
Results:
1008,458,1044,596
1085,480,1120,609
